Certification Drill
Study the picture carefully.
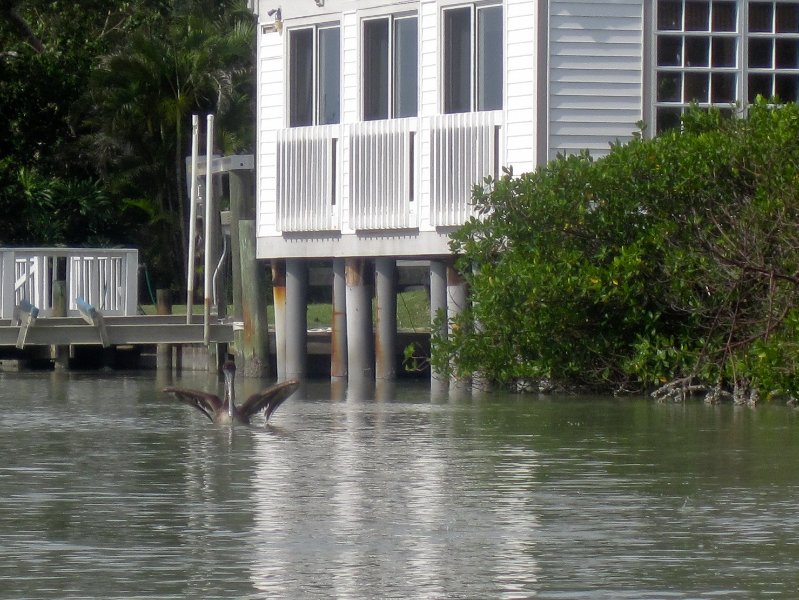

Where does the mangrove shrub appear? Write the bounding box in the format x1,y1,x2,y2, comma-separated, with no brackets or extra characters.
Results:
434,101,799,402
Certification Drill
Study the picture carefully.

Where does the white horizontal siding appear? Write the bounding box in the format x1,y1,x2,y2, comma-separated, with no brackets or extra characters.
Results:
341,10,358,232
550,42,642,57
257,29,284,237
551,54,644,70
553,95,641,110
551,70,641,84
552,0,641,18
417,0,438,230
504,0,538,173
553,81,641,97
342,11,358,126
419,0,437,118
548,0,644,158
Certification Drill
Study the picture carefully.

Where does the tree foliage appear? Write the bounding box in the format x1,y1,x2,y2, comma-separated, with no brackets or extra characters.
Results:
435,101,799,402
0,0,254,288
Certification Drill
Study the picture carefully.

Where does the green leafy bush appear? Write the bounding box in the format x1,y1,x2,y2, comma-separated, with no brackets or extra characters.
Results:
434,101,799,401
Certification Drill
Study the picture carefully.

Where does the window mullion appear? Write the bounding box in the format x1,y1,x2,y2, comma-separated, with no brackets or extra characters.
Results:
741,2,748,110
313,27,320,125
471,4,477,112
389,16,396,118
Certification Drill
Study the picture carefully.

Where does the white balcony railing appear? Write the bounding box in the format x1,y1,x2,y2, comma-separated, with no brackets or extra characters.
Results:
276,125,339,232
274,112,500,234
349,118,416,230
429,111,499,227
0,248,138,319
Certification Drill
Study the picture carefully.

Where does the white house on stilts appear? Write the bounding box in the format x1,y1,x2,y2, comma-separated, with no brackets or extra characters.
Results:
248,0,799,383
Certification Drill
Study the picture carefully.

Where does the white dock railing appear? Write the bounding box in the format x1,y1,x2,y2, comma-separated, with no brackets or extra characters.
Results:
0,248,138,319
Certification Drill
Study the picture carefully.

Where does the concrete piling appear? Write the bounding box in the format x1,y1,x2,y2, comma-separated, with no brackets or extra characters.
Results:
447,263,469,387
331,258,348,379
429,260,448,384
272,259,287,380
285,258,308,380
375,257,397,380
345,258,374,380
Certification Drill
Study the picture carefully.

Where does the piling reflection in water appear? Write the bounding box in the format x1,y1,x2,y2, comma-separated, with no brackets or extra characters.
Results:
248,380,540,597
1,372,799,598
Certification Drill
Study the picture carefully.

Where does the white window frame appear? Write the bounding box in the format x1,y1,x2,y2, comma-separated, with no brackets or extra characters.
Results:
440,2,504,115
652,0,799,132
361,12,419,121
286,23,341,127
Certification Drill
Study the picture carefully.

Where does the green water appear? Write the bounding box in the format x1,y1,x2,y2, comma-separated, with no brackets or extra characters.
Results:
1,370,797,598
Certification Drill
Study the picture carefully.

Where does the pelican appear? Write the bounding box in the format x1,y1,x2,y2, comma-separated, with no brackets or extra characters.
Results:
163,359,300,425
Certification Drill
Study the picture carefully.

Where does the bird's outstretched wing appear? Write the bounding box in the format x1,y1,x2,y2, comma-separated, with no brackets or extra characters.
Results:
162,387,222,422
239,379,300,422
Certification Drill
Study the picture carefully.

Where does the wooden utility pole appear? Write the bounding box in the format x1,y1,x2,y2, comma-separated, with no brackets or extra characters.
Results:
156,289,172,370
238,220,271,377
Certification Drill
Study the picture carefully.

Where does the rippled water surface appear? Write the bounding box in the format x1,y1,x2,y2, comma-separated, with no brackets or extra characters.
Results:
1,370,798,599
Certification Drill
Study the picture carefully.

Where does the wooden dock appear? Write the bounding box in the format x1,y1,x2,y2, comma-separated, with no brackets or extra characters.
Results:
1,247,231,350
0,314,233,347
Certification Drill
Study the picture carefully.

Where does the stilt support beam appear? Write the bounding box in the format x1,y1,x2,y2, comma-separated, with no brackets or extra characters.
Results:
429,260,448,385
272,260,287,380
346,258,374,380
447,263,469,387
331,258,348,379
285,258,307,380
375,258,397,380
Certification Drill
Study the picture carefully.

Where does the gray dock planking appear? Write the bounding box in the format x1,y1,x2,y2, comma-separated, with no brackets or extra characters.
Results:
0,314,233,347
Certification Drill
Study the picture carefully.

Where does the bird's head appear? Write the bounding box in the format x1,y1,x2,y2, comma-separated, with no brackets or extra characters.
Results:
222,358,236,413
222,358,236,377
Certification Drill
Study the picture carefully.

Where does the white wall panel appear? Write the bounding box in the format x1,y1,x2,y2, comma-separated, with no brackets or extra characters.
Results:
504,0,538,173
256,29,284,237
548,0,644,158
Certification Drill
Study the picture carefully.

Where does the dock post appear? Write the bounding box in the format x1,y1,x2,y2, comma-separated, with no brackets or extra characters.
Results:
229,169,254,325
238,220,270,377
156,289,173,370
331,258,347,379
203,114,215,345
186,114,200,323
285,258,307,380
375,257,396,380
429,260,448,385
51,277,69,371
345,258,374,380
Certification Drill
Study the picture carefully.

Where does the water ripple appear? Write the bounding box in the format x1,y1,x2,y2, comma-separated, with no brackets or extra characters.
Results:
1,375,798,598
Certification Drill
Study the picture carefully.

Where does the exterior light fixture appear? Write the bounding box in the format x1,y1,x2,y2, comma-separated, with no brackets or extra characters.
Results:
261,7,282,33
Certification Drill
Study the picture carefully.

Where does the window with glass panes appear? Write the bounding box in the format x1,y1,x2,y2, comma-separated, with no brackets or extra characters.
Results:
655,1,799,132
442,3,503,114
363,15,418,121
289,25,341,127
